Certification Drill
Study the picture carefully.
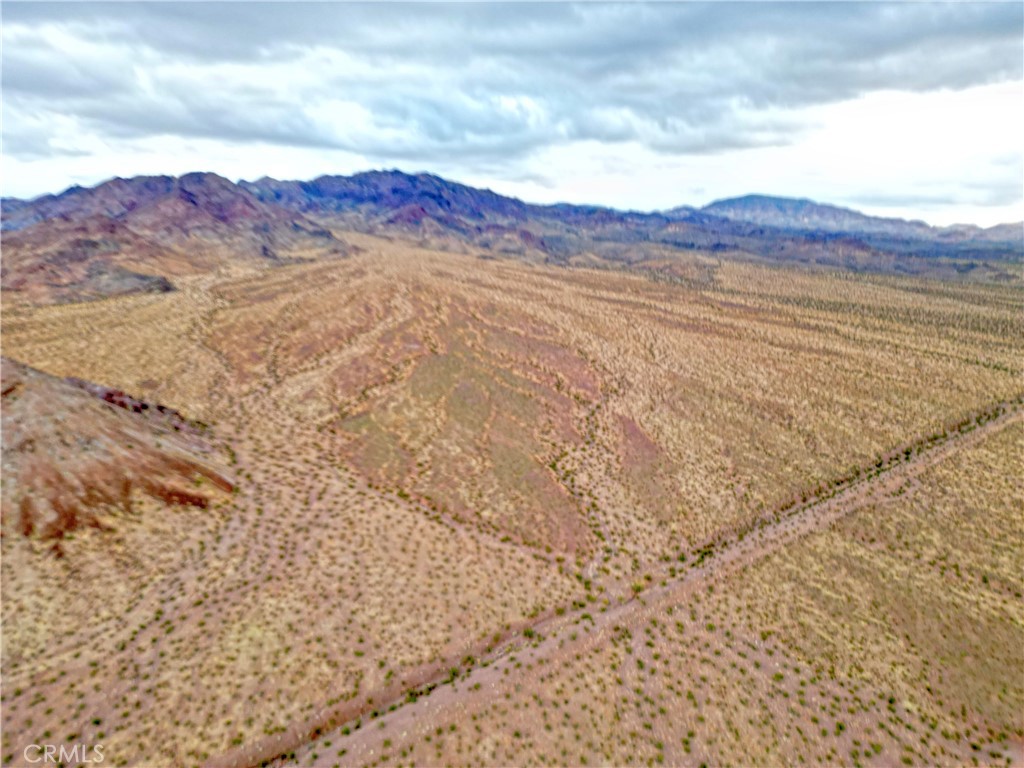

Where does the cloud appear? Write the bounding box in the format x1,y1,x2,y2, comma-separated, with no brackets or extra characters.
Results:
2,2,1021,223
4,3,1021,161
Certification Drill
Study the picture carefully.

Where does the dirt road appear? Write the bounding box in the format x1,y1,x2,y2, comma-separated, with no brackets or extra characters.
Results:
205,396,1022,768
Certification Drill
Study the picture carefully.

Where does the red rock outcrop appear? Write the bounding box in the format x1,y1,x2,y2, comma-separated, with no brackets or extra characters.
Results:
1,357,234,545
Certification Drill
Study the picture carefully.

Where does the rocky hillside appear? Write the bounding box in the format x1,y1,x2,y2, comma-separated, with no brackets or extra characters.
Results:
699,194,1023,253
1,173,347,305
4,171,1021,304
0,356,233,548
244,171,1024,271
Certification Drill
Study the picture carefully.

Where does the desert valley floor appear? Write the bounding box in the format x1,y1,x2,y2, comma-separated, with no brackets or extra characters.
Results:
2,232,1022,767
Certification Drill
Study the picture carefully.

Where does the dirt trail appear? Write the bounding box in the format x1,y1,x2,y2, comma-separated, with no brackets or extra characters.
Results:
205,397,1023,768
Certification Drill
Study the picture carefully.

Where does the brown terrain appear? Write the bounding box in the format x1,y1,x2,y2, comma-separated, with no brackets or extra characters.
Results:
0,173,1022,768
1,173,346,306
1,357,233,546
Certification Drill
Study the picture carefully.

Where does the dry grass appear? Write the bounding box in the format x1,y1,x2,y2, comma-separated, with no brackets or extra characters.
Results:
2,233,1021,766
283,415,1023,768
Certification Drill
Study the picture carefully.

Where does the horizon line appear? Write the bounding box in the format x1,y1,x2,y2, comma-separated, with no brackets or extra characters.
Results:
3,167,1021,231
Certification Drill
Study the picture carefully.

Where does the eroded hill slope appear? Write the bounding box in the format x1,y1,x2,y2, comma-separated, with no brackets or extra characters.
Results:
0,356,233,545
1,235,1021,766
1,173,347,305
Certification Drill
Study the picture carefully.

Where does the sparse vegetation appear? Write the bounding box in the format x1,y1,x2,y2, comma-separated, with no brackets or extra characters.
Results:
2,231,1021,767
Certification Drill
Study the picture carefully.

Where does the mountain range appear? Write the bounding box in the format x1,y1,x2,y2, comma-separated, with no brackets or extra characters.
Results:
696,194,1021,242
3,170,1020,304
1,173,346,304
3,168,1023,768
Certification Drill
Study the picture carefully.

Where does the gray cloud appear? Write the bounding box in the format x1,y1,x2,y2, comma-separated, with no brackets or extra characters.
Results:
2,2,1022,181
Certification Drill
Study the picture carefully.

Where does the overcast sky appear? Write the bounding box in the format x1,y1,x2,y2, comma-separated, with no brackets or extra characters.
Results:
2,2,1022,226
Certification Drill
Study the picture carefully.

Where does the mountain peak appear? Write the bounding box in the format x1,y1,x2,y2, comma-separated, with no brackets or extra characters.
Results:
701,194,936,237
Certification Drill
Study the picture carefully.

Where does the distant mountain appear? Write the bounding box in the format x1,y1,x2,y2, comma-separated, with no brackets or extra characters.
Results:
1,173,347,304
244,170,666,234
246,171,1022,274
943,221,1024,243
2,172,343,253
242,170,552,257
242,170,531,223
1,217,179,305
698,195,929,237
4,171,1021,305
698,194,1022,245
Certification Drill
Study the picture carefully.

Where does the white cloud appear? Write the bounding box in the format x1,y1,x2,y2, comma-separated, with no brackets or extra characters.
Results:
2,3,1021,225
484,82,1024,226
